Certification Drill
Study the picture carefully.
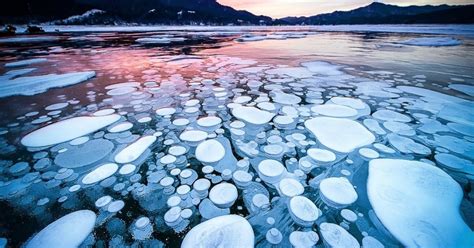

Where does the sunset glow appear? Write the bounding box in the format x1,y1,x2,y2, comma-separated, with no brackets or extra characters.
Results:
217,0,474,18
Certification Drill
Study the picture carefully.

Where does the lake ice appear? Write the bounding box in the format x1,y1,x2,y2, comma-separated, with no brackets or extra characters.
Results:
0,25,473,247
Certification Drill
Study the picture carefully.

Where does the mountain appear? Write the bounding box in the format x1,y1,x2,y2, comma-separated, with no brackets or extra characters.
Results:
278,2,474,25
2,1,473,26
0,0,272,25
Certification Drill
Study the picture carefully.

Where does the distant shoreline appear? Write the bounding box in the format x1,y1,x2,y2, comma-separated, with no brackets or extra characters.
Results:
8,24,474,36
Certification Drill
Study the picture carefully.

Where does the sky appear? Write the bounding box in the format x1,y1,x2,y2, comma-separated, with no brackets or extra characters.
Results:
217,0,474,18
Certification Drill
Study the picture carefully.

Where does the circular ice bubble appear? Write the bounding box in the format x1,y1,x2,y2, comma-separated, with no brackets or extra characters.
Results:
193,178,211,193
167,196,182,207
330,97,366,110
181,209,193,219
362,236,384,248
21,115,121,147
9,162,29,175
107,87,137,96
266,228,283,245
69,136,89,146
195,139,225,163
138,116,152,123
319,222,360,248
278,178,304,197
311,104,358,118
119,164,136,175
135,217,150,229
252,194,269,208
160,177,174,187
95,195,113,208
341,209,358,223
234,96,252,104
55,139,114,169
197,116,222,127
358,148,380,159
25,210,96,248
232,106,275,125
177,185,191,195
289,231,319,248
305,117,375,153
435,153,472,171
179,130,207,143
209,182,238,208
181,215,254,248
173,118,190,127
319,177,358,208
107,200,125,213
109,122,133,133
45,102,69,111
274,116,295,128
82,163,118,185
164,206,182,224
160,155,177,164
289,196,320,227
263,144,284,155
233,170,252,187
372,110,411,123
307,148,336,163
257,159,285,184
202,166,214,174
257,102,276,112
93,109,115,116
156,107,176,116
169,146,186,156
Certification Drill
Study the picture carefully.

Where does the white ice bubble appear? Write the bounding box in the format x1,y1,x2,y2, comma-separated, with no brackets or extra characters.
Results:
82,163,118,185
0,71,96,98
257,159,286,184
21,114,120,147
307,148,336,163
195,139,225,163
372,110,411,123
156,107,176,116
25,210,96,248
232,106,275,125
289,231,319,248
368,159,474,247
179,130,208,144
289,196,320,226
209,182,238,208
114,136,156,163
278,178,304,198
181,215,254,248
320,177,358,208
109,122,133,133
311,104,358,118
305,117,375,153
319,222,360,248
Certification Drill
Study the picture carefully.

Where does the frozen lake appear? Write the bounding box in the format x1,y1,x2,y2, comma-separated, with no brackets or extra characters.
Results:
0,25,473,247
